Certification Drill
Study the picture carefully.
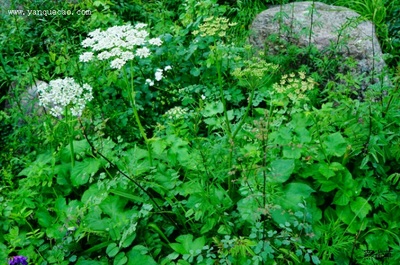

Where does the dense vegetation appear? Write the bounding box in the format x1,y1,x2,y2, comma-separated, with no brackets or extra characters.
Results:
1,0,400,264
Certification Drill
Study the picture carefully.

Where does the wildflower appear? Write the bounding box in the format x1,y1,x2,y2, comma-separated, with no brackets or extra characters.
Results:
79,52,93,62
80,23,162,69
8,255,28,265
110,58,126,70
164,106,188,119
149,38,163,46
193,16,236,39
155,69,163,81
37,77,93,117
145,79,154,86
135,47,151,58
164,65,172,71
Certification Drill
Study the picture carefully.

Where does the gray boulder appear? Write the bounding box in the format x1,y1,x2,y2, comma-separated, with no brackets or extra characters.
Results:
249,1,388,87
6,80,47,119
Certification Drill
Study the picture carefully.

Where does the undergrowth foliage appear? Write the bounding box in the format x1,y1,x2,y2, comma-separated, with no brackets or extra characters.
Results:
1,0,400,264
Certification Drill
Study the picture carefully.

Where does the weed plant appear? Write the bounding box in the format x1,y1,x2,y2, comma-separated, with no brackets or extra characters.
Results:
1,0,400,264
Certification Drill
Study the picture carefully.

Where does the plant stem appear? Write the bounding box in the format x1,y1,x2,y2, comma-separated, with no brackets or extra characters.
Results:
65,107,75,167
125,62,153,166
216,48,232,138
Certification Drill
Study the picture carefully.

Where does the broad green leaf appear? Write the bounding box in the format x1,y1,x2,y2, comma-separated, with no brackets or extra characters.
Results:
99,195,128,218
71,158,101,186
127,247,157,265
270,159,295,183
283,145,302,159
202,101,224,117
365,232,389,251
333,190,351,206
36,208,54,228
318,163,335,179
323,132,347,157
237,196,261,224
169,234,205,255
350,197,371,219
278,183,316,212
270,127,292,145
294,127,311,144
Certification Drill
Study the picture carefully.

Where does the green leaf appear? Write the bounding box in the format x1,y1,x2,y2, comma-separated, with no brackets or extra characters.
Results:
190,67,201,77
282,145,302,159
169,234,205,255
318,163,335,179
106,243,120,258
365,232,389,251
127,247,157,265
71,158,101,186
323,132,347,157
114,252,127,265
270,159,295,183
282,183,315,205
237,196,261,224
99,195,128,218
333,190,351,206
202,101,224,117
350,197,371,219
36,208,54,228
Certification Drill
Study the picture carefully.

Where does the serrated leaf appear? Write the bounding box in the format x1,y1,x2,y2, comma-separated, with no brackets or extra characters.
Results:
333,190,351,206
71,158,101,186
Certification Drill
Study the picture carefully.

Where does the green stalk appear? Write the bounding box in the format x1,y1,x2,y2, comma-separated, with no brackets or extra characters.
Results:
125,62,153,166
65,107,75,167
216,48,232,138
232,83,257,139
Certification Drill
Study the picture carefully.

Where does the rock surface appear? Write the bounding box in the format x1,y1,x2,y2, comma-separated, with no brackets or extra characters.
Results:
249,1,387,84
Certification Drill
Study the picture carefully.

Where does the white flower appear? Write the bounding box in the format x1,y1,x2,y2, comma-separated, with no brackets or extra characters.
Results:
145,79,154,86
164,65,172,71
97,51,113,60
135,23,147,29
164,106,187,119
80,24,168,71
155,69,163,81
37,77,93,117
79,52,94,62
121,51,134,61
136,47,151,58
110,58,126,69
201,94,206,100
149,38,163,46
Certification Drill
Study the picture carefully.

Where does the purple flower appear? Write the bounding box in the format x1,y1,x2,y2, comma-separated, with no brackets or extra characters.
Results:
8,256,28,265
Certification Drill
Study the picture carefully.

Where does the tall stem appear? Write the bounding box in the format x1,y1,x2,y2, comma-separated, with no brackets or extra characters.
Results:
125,63,153,166
65,107,75,167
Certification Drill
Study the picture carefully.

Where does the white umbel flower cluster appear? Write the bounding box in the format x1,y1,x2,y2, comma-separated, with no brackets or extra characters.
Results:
79,23,163,70
164,106,188,120
37,77,93,117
